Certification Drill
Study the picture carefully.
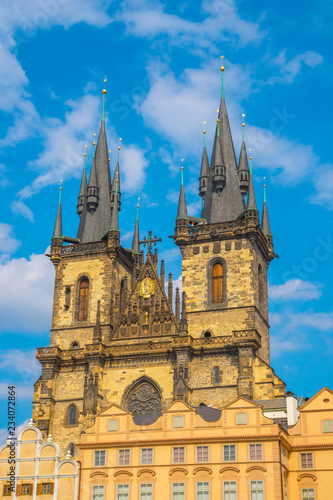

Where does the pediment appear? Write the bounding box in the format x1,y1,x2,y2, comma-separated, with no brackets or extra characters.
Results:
224,396,261,409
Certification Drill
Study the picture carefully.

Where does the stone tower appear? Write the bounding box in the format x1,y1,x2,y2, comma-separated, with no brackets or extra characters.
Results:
32,73,285,456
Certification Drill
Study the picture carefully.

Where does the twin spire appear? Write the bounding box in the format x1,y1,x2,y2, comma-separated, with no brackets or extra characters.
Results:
175,57,273,239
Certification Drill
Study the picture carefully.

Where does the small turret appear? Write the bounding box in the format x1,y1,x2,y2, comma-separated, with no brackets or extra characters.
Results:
176,160,188,221
111,139,122,212
262,180,272,237
77,147,87,216
246,151,257,211
238,115,250,197
199,125,209,198
131,198,140,255
212,117,226,193
86,135,99,214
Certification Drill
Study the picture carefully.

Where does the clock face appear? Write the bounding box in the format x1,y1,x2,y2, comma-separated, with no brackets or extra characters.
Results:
139,277,155,298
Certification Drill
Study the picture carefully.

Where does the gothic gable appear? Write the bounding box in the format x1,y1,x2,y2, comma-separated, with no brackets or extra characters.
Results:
114,253,179,339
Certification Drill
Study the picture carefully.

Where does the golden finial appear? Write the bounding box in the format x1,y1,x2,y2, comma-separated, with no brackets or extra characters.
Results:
108,149,111,162
60,179,63,191
118,138,122,150
242,113,245,127
102,78,107,95
84,144,87,157
263,176,266,188
137,197,140,208
93,132,96,146
181,158,184,171
249,148,252,161
220,55,225,72
203,121,206,134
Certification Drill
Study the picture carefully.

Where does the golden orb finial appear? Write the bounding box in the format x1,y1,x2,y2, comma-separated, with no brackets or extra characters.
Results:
118,138,122,151
220,55,225,72
203,120,206,134
242,113,245,127
60,179,63,191
84,144,87,157
137,197,140,208
181,158,184,171
102,78,107,94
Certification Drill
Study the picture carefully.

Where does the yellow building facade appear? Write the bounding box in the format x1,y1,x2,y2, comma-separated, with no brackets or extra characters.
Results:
76,387,333,500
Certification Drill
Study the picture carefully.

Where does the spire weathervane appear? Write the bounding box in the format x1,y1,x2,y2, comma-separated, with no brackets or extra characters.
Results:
220,56,225,98
102,78,107,121
203,121,206,147
93,133,97,157
117,138,122,162
242,113,245,142
249,148,253,175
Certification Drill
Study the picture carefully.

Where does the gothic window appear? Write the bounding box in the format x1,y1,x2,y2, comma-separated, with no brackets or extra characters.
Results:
126,381,162,415
213,263,223,303
258,264,264,312
68,404,77,426
204,331,211,338
214,367,219,385
78,277,89,321
71,341,79,349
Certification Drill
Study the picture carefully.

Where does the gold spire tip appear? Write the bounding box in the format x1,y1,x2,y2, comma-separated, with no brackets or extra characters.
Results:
220,56,225,72
217,118,220,123
102,78,107,94
60,179,63,190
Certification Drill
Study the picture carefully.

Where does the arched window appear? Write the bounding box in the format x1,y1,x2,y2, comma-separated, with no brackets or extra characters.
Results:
213,263,223,303
71,341,79,349
78,278,89,321
68,405,77,426
204,331,211,338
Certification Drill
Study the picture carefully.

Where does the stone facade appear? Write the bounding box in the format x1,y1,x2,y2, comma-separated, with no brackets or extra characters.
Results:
32,205,285,456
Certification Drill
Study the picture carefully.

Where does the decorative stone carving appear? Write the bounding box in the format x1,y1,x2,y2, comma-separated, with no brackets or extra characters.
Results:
127,382,162,415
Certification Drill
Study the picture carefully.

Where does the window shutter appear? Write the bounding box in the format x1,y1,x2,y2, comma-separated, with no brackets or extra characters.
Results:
50,484,54,494
16,485,22,496
36,484,42,495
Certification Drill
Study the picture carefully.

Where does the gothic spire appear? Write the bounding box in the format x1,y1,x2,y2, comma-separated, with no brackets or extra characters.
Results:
131,198,140,254
76,83,112,243
246,151,257,210
77,147,87,216
109,175,119,232
201,60,244,223
53,183,63,239
262,181,272,235
238,114,250,198
111,139,122,212
199,124,209,199
177,160,188,220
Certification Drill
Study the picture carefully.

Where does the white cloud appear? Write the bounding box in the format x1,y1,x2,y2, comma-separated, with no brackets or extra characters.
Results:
116,0,263,47
0,349,41,379
287,311,333,332
0,164,11,188
269,279,323,301
122,145,148,193
11,200,34,222
270,337,304,358
268,50,323,85
19,94,100,198
0,252,54,333
0,223,21,253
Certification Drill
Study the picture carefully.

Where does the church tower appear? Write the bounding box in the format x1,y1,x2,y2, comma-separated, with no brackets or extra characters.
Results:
32,68,285,456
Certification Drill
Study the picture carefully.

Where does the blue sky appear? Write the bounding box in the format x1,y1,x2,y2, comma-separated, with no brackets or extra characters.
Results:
1,0,333,439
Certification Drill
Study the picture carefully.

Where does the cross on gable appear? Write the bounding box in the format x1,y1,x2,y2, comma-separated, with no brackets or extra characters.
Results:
139,231,162,253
